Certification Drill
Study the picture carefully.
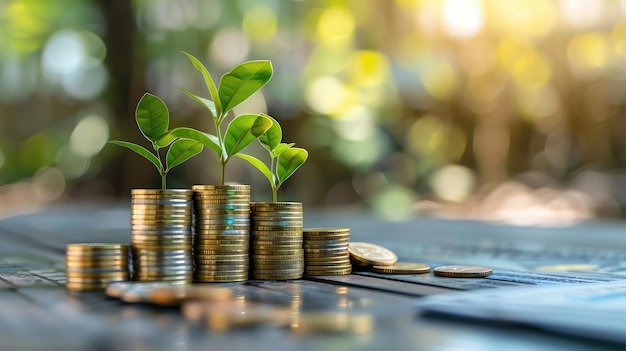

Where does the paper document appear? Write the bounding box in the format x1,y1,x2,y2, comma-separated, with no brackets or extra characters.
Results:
416,281,626,345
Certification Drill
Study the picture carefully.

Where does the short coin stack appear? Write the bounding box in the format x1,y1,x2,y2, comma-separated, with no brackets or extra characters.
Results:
303,228,352,276
131,189,194,284
65,243,129,291
250,202,304,280
193,185,250,282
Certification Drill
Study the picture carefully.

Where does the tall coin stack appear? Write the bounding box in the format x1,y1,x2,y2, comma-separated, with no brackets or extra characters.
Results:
303,228,352,276
65,243,129,291
193,185,250,282
250,202,304,280
131,189,194,284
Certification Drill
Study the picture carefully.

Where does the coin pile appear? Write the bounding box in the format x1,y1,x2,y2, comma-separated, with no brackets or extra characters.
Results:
193,185,250,282
65,243,129,291
250,202,304,280
303,228,351,276
131,189,194,284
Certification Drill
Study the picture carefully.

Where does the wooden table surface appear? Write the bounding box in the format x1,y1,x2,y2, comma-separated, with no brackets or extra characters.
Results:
0,204,624,351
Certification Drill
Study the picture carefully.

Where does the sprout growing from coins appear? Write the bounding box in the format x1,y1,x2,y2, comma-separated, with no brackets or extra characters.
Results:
109,93,203,189
236,115,308,202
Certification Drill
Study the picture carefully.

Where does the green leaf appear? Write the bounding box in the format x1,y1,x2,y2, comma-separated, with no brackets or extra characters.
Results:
258,114,281,153
218,60,272,115
136,93,169,143
182,51,222,117
109,140,162,172
272,142,295,158
178,88,217,119
276,147,308,184
224,114,273,158
157,127,221,157
235,153,274,186
166,139,203,170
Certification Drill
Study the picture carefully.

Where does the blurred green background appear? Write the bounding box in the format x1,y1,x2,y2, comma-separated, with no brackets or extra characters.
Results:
2,0,626,224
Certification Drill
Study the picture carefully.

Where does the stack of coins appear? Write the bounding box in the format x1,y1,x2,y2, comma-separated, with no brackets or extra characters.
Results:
65,243,129,291
303,228,351,276
250,202,304,280
193,185,250,282
131,189,194,284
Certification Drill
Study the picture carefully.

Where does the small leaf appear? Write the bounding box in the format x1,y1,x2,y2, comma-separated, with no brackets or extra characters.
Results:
157,127,221,156
166,139,203,170
224,114,273,158
235,153,274,186
276,147,308,184
136,93,169,143
178,87,217,119
109,140,162,172
218,60,272,115
182,51,222,117
271,142,295,158
258,114,281,153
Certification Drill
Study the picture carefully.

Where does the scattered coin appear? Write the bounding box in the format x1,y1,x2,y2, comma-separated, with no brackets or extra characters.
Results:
348,242,397,267
148,285,233,306
372,262,430,274
106,281,175,299
433,265,493,278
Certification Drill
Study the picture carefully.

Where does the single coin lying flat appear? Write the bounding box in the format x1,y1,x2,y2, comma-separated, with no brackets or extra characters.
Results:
372,262,430,274
433,265,493,278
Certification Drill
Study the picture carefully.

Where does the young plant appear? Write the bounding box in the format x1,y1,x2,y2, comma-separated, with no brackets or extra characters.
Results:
235,115,308,202
158,51,273,185
109,93,203,189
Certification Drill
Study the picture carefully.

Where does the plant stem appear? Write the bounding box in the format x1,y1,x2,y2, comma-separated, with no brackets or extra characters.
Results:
272,186,277,203
216,115,225,185
220,161,225,185
161,173,167,190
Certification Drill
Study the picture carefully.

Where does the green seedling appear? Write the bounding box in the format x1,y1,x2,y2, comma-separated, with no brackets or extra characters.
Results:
110,93,203,189
236,115,308,202
158,51,273,185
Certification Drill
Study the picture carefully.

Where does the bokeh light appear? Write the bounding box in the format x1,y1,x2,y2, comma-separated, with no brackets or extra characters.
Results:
2,0,626,224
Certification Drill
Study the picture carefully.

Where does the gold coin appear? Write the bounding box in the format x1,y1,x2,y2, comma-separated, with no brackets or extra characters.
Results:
195,229,250,236
250,273,302,280
132,244,191,251
348,242,397,266
134,275,193,282
131,228,193,235
194,253,249,259
194,249,248,255
66,243,128,252
305,260,351,267
372,262,430,274
251,240,304,246
105,281,171,299
193,184,250,190
65,261,128,269
304,251,349,258
132,189,193,196
304,270,351,276
433,265,493,278
250,210,303,217
148,285,233,306
304,239,350,246
302,228,350,237
250,249,304,256
251,201,302,209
